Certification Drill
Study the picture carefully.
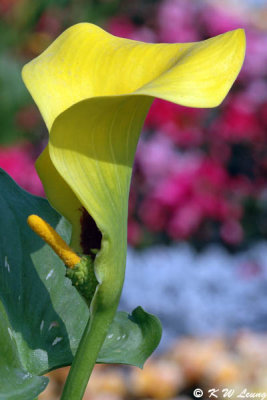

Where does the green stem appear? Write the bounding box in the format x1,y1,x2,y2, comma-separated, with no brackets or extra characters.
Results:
60,305,116,400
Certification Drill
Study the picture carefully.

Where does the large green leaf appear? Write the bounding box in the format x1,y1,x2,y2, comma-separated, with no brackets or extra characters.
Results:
0,168,161,399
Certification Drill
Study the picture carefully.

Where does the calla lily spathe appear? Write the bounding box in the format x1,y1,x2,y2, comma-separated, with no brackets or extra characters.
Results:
22,23,245,310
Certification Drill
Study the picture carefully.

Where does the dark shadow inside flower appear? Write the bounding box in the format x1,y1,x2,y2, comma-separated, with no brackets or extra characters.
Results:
80,207,102,256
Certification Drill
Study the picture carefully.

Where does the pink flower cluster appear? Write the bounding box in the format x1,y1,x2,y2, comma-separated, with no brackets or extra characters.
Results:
129,134,248,246
108,0,267,247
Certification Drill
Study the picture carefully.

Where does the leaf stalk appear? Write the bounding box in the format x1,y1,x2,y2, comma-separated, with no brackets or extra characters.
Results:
60,304,117,400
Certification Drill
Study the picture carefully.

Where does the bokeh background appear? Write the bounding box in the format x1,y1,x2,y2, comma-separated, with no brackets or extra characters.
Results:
0,0,267,399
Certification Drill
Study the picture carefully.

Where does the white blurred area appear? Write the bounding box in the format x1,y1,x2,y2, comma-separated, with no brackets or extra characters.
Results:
121,242,267,348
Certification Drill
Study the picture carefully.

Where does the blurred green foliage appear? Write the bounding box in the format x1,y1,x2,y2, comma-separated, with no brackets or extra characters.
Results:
0,0,122,145
0,55,30,144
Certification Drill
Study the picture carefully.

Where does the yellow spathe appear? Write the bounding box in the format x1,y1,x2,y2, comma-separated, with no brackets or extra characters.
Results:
22,23,245,308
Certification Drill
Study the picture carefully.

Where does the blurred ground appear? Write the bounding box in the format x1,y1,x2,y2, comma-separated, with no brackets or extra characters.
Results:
40,333,267,400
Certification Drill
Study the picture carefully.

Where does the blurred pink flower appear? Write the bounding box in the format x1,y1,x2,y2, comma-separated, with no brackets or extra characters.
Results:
242,30,267,78
200,5,245,36
0,144,44,196
211,94,263,142
36,11,62,37
163,123,204,148
145,100,206,147
145,99,180,129
168,201,203,239
220,219,244,245
195,193,229,221
127,219,142,246
154,176,192,209
228,175,253,198
245,79,267,104
259,101,267,128
196,159,228,189
136,134,179,181
131,27,156,43
139,198,167,232
107,17,136,39
157,0,198,42
107,17,156,42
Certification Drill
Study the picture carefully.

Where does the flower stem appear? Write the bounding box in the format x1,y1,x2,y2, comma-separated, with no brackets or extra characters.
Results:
60,304,116,400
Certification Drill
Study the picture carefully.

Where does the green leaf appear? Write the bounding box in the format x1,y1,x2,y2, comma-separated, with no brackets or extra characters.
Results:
98,307,162,368
0,303,48,400
0,168,88,398
0,168,161,398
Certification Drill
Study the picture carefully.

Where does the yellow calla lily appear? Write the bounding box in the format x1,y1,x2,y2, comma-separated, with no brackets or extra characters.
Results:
22,23,245,399
22,23,245,312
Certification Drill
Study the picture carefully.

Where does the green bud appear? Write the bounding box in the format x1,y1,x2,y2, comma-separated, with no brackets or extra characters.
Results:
66,255,98,306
